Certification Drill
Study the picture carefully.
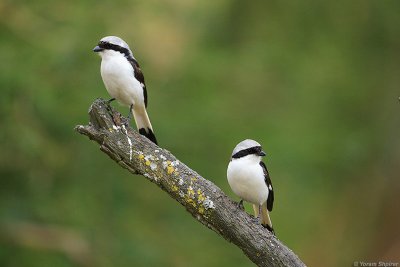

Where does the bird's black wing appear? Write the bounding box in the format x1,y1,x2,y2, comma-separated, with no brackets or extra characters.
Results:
260,161,274,211
128,58,148,108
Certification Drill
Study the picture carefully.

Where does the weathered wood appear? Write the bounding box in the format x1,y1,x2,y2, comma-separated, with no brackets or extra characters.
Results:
75,98,306,267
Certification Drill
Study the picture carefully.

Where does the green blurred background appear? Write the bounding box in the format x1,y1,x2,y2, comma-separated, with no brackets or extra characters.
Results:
1,0,399,266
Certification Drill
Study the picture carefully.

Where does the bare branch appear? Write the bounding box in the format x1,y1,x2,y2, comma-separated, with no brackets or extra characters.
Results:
75,98,306,267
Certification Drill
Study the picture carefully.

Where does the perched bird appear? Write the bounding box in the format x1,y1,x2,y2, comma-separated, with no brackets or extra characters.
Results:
227,139,274,233
93,36,157,144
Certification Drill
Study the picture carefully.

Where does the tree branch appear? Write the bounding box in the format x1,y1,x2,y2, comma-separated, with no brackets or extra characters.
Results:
75,98,306,267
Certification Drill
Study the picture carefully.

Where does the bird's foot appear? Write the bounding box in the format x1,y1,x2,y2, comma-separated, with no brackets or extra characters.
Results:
123,104,133,127
122,118,131,128
110,112,123,126
237,199,245,211
106,98,116,104
251,215,260,224
103,99,122,126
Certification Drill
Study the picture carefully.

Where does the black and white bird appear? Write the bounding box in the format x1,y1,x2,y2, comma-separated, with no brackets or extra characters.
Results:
227,139,274,233
93,36,157,144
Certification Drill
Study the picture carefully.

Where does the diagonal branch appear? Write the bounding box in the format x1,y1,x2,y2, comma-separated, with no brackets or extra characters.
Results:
75,98,306,267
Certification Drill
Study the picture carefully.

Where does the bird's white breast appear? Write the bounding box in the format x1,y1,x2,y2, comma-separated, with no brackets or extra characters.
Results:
227,156,269,205
100,51,144,107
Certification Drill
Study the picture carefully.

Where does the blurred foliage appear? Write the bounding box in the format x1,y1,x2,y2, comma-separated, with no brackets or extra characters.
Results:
1,0,400,266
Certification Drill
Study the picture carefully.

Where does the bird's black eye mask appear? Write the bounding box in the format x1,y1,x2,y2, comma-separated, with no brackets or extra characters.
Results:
232,146,264,159
98,41,131,58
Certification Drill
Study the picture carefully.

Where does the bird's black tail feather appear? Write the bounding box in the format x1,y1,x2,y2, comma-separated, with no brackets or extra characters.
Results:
263,223,275,235
254,204,275,235
132,107,158,145
139,128,158,145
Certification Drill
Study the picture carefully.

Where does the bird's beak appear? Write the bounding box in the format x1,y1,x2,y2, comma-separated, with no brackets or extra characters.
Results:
93,46,103,52
259,151,266,157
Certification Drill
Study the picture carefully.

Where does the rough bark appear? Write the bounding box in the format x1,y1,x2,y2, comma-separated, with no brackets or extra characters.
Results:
75,98,306,267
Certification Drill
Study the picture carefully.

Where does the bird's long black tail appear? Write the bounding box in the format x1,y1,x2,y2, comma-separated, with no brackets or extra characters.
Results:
132,107,158,145
139,127,158,145
253,204,275,235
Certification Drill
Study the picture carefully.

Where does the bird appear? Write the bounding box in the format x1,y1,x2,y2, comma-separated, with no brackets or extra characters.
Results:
227,139,274,234
93,36,157,145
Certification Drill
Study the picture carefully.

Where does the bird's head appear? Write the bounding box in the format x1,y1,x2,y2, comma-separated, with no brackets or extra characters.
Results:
231,139,266,160
93,36,134,59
